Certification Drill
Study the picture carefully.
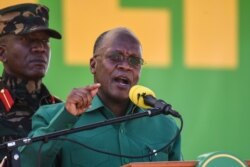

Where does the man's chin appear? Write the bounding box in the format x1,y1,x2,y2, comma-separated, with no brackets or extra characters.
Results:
26,73,45,81
112,92,129,101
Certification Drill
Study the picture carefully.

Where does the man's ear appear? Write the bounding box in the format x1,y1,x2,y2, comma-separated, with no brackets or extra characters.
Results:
0,46,7,62
90,57,96,74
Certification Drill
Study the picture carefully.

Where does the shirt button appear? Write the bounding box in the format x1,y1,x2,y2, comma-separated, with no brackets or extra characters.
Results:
123,158,130,164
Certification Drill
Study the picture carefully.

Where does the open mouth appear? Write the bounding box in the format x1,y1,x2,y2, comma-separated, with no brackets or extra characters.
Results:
114,76,131,86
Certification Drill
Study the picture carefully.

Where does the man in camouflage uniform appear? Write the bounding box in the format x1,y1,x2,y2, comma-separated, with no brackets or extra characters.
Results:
0,3,62,161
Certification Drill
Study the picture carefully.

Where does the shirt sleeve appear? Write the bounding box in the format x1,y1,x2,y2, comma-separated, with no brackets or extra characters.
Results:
19,102,78,167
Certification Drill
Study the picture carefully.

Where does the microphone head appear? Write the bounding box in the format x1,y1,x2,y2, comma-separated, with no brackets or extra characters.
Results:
129,85,156,109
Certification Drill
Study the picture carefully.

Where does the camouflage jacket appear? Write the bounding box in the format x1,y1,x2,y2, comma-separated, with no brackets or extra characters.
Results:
0,73,62,159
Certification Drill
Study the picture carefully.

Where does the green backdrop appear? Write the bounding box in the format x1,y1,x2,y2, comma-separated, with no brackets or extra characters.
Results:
1,0,249,161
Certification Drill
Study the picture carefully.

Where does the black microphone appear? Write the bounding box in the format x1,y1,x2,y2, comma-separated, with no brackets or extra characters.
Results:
129,85,181,118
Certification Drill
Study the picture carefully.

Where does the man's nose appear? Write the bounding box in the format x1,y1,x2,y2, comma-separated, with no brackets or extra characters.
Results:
117,59,133,70
31,41,47,52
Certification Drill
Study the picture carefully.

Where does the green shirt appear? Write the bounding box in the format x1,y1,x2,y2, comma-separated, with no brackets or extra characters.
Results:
20,96,182,167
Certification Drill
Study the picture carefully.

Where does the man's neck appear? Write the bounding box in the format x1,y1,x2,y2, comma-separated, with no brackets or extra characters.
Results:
99,94,130,117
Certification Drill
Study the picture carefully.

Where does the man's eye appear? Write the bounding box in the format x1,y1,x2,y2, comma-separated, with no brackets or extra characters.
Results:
18,36,27,41
129,57,142,66
42,39,49,43
109,54,122,61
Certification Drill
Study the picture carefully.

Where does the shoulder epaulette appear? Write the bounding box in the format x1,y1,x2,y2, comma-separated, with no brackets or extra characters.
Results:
0,88,14,112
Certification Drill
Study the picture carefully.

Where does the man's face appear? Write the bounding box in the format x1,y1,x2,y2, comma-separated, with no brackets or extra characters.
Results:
91,32,143,102
0,31,50,81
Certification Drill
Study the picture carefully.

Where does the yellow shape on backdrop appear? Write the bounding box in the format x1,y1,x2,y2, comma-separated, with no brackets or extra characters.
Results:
63,0,170,67
1,0,238,69
0,0,37,7
184,0,238,69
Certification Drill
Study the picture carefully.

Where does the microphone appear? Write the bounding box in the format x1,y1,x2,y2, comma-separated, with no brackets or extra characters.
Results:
129,85,181,118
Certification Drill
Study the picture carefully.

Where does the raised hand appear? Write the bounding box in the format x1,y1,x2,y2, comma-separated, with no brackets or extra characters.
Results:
65,83,101,116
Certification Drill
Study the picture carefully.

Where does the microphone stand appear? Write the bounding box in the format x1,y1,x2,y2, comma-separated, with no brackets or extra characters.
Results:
0,106,180,167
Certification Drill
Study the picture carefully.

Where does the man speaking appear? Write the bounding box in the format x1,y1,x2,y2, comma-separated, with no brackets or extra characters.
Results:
20,27,182,167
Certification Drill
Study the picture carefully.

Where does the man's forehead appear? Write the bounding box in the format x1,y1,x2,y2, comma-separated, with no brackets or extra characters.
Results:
101,33,140,51
94,27,142,56
105,29,138,43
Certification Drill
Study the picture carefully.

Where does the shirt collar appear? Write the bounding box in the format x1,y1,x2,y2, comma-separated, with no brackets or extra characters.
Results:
85,95,140,115
85,95,104,113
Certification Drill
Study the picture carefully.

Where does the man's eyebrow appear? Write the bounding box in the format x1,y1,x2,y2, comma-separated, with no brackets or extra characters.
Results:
106,50,122,55
107,49,141,57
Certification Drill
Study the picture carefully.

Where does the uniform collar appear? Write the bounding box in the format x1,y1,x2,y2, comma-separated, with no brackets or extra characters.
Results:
0,71,53,103
1,71,43,94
